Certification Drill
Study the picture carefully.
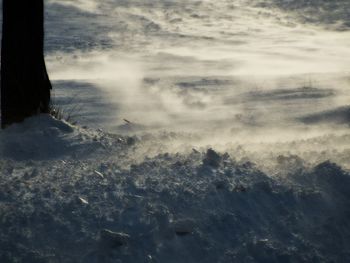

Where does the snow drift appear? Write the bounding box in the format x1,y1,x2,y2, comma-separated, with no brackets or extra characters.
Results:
0,115,350,262
1,0,350,262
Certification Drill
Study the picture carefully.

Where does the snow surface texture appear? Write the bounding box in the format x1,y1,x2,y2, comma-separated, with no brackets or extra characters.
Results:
1,0,350,262
1,115,350,263
42,0,350,135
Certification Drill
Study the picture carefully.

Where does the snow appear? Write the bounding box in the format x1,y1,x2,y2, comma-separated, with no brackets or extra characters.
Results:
42,0,350,135
1,115,350,262
1,0,350,262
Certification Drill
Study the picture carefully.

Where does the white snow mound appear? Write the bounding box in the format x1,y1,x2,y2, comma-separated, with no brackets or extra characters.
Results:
0,116,349,263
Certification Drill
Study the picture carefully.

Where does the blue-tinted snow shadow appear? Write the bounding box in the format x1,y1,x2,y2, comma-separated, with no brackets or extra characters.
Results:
44,3,115,54
236,86,335,103
221,85,338,128
259,0,350,30
51,80,119,129
298,106,350,125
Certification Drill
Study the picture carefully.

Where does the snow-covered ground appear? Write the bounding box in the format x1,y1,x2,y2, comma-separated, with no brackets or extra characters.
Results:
1,115,350,262
1,0,350,262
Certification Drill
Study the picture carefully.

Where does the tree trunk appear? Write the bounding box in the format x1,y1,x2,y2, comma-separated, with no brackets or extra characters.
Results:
1,0,51,128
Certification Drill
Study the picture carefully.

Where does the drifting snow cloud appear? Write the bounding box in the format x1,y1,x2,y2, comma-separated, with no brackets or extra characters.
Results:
44,0,350,144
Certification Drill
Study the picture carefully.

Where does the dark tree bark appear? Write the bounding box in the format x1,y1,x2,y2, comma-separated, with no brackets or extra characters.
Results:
1,0,51,128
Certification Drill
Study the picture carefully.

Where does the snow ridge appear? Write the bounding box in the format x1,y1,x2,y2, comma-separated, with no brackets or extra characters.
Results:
0,117,349,262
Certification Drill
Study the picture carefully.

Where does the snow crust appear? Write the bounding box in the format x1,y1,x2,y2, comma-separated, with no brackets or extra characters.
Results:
1,115,350,262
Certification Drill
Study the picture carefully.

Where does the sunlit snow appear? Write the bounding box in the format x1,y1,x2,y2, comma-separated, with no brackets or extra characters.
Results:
1,0,350,262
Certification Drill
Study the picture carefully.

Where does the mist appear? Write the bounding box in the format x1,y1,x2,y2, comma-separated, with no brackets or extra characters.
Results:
43,0,350,167
1,2,350,261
